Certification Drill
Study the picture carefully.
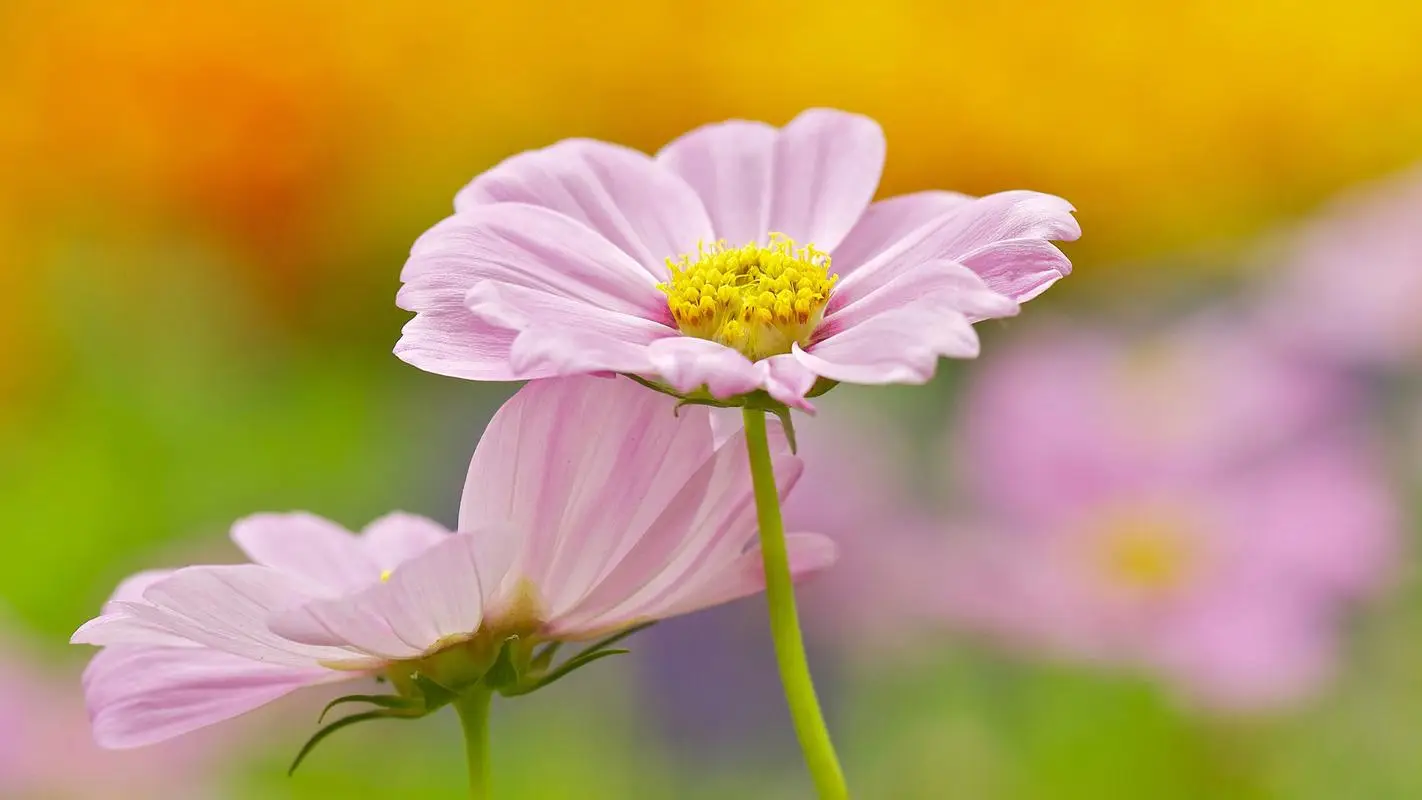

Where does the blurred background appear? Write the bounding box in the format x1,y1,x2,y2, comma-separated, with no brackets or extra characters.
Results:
3,1,1421,797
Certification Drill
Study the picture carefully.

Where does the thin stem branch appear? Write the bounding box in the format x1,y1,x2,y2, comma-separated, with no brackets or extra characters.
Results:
742,407,848,799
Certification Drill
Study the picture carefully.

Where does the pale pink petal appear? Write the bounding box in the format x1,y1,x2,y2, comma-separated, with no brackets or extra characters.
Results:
103,570,176,611
115,566,348,667
833,190,1079,307
548,426,803,636
821,261,1017,336
796,308,980,385
393,305,531,382
411,203,669,320
454,139,713,277
463,279,672,371
656,109,885,251
756,354,819,410
655,532,839,619
270,594,423,661
958,238,1073,304
459,376,719,619
768,109,886,250
646,337,762,398
657,120,776,246
831,191,974,272
280,534,486,658
83,645,336,749
230,513,379,596
360,513,451,573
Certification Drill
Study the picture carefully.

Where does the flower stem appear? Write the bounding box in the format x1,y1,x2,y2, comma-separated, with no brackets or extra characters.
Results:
453,688,494,799
742,408,848,799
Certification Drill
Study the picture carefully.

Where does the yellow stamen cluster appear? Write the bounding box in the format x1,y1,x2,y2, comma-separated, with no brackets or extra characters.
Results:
658,233,837,361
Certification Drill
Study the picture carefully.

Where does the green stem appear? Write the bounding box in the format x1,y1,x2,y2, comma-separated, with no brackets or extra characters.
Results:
742,408,849,799
453,688,493,799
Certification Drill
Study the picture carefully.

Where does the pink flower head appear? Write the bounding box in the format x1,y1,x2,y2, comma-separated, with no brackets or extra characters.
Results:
396,109,1079,409
1255,165,1422,369
932,322,1399,712
72,376,836,748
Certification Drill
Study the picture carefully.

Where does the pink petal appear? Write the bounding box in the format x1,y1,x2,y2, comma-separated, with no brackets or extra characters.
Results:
83,645,335,749
832,190,1079,308
411,203,669,321
958,238,1073,303
657,532,839,619
657,109,885,251
459,375,720,619
393,298,531,382
359,513,451,573
830,191,975,272
454,139,713,277
103,570,176,612
120,566,347,667
756,354,819,411
548,426,803,636
822,261,1017,335
795,309,980,385
230,513,379,596
657,120,776,246
768,109,886,251
507,325,662,378
280,534,486,659
645,337,762,398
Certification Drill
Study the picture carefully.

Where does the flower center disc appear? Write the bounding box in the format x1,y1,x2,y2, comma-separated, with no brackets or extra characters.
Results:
659,233,837,361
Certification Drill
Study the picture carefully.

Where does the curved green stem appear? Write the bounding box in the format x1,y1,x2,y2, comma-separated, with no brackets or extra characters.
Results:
742,408,849,799
453,688,493,799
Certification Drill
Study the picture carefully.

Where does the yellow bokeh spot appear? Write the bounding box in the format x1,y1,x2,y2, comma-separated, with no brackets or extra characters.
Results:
658,233,837,362
1091,513,1195,594
380,569,393,583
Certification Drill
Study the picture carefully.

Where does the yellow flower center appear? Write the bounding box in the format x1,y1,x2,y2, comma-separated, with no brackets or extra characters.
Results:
1090,513,1196,594
659,234,837,361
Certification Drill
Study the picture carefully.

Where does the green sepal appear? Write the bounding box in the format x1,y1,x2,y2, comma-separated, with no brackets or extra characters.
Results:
767,405,799,454
577,620,655,656
411,672,460,710
481,637,522,691
505,648,630,696
805,377,839,398
317,693,421,724
287,707,424,776
505,621,654,696
529,641,562,673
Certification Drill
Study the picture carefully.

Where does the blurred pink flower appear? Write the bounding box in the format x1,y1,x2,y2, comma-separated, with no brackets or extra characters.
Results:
72,376,835,748
1,625,222,798
396,108,1078,408
1255,165,1422,369
929,323,1399,711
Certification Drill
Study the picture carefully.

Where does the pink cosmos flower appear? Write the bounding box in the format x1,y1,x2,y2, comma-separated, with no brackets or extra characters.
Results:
71,376,836,748
928,322,1399,711
1255,165,1422,369
395,108,1079,409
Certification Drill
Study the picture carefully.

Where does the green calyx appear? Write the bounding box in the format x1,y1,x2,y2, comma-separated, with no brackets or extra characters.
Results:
287,621,655,776
623,374,840,454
